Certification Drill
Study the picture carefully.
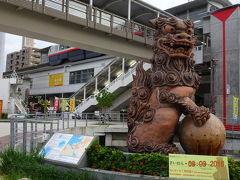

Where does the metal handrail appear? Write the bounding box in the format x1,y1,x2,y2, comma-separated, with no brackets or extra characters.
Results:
1,0,155,40
70,57,119,98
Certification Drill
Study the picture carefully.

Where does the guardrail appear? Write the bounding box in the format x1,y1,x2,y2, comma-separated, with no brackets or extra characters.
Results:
1,0,155,42
8,112,128,153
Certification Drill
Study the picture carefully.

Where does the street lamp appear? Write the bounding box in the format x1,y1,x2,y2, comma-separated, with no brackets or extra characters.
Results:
62,65,71,98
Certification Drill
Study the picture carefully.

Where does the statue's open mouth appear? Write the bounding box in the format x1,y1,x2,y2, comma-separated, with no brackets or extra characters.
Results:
158,39,193,58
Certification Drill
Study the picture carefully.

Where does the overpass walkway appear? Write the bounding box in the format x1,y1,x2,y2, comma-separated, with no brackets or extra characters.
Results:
0,0,172,60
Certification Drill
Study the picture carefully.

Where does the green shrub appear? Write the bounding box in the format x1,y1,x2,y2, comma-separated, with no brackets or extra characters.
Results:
86,145,168,177
0,148,96,180
87,145,126,170
1,113,8,119
126,153,168,176
228,157,240,180
87,145,240,178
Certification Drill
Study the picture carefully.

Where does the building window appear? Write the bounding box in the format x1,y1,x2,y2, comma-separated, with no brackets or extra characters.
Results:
69,69,94,84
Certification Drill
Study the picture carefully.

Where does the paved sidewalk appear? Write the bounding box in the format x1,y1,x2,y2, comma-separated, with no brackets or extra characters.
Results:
0,134,10,151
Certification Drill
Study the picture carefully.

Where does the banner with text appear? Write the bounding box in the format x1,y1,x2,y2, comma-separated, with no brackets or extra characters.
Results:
49,73,64,87
233,97,238,120
69,98,75,113
54,97,59,111
0,100,2,119
61,99,68,112
169,154,229,180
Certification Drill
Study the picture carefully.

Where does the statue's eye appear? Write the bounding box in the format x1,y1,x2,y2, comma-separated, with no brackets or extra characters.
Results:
164,25,175,33
187,28,193,34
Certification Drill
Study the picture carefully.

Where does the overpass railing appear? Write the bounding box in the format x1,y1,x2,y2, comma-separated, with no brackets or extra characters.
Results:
1,0,155,43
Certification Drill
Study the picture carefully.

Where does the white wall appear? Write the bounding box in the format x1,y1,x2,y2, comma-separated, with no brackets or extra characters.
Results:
30,57,114,95
0,78,17,112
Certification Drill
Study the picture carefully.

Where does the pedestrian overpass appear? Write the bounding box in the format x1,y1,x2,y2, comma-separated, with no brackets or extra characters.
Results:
0,0,173,61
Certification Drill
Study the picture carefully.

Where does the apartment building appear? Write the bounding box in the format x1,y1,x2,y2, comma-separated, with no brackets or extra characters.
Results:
6,47,41,71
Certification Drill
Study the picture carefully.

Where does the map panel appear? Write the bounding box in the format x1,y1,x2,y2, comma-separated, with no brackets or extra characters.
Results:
40,133,94,165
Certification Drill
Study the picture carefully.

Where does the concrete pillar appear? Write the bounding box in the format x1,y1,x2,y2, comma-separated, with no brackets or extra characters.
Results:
122,58,125,75
157,12,160,18
83,87,86,100
90,0,93,5
108,66,111,83
62,0,65,12
128,0,131,20
105,133,112,146
66,0,69,20
99,11,102,24
95,76,98,92
126,0,131,31
88,0,93,21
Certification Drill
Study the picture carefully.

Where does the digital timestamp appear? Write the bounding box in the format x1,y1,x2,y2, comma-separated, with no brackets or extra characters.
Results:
187,160,225,167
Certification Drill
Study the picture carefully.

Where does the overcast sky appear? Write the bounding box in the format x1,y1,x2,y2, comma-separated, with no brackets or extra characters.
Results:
3,0,240,67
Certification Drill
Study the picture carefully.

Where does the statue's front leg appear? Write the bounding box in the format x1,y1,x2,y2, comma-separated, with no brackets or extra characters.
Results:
178,97,211,126
158,90,210,127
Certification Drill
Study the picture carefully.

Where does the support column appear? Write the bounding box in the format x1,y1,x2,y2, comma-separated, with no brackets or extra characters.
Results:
122,58,125,79
108,66,111,83
95,76,98,93
88,0,93,21
62,0,65,12
66,0,69,20
126,0,131,32
128,0,131,20
83,87,86,100
157,12,160,18
89,0,93,6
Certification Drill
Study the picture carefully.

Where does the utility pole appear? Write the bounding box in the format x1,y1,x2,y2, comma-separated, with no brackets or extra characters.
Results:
210,57,217,114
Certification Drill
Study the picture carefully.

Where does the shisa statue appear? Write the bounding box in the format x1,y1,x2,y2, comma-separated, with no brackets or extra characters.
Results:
127,17,226,155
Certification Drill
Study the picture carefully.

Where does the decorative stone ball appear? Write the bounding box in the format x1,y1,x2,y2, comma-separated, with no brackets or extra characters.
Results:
178,113,226,155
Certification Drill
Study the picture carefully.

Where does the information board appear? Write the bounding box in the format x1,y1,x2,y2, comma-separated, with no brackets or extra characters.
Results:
169,154,229,180
40,133,94,165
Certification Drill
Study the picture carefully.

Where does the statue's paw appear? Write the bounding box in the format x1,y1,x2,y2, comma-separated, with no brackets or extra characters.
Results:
192,106,210,127
158,143,180,154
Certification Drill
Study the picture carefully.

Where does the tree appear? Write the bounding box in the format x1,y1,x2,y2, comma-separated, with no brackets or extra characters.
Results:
39,100,50,114
95,89,117,112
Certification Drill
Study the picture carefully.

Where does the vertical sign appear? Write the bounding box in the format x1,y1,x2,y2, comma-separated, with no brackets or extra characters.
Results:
0,100,2,119
54,97,59,111
61,99,67,112
233,97,238,120
69,98,75,113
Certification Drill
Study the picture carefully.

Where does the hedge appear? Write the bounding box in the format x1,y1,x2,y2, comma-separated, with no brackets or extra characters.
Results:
86,145,240,179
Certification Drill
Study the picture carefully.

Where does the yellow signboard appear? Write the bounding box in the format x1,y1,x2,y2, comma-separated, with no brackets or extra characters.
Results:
49,73,64,87
69,98,75,113
0,100,2,119
233,97,238,119
169,154,229,180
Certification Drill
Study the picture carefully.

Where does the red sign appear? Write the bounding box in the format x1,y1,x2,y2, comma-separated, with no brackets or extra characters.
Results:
0,100,2,119
54,97,59,111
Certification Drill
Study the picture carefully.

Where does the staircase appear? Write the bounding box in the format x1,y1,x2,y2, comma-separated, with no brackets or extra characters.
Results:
14,97,27,114
73,60,151,113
